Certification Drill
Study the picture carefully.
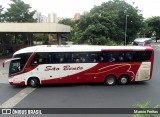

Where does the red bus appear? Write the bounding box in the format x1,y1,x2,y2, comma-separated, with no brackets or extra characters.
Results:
3,45,154,87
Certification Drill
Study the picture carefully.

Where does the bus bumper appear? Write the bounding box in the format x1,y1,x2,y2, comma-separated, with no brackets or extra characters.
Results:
9,81,25,86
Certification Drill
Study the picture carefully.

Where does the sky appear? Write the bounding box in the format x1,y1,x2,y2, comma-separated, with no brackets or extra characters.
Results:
0,0,160,18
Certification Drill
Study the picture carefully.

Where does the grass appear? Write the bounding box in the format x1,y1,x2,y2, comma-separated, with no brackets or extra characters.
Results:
132,102,160,117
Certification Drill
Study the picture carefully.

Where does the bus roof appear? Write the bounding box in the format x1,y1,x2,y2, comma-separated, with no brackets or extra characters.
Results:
13,45,153,55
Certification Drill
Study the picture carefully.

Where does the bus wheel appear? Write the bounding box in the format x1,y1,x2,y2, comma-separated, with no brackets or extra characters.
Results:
119,75,129,85
28,78,39,88
105,75,116,86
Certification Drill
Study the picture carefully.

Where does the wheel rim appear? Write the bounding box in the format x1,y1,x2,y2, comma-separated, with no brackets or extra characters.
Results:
121,77,127,84
107,77,115,85
30,79,35,87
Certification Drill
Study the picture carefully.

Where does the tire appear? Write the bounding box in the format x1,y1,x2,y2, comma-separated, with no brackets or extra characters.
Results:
29,78,39,88
105,75,116,86
119,75,129,85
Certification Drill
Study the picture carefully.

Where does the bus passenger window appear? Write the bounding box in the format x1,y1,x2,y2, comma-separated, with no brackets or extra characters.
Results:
60,57,64,62
135,51,152,62
31,56,39,65
31,52,53,65
118,53,124,62
72,53,88,63
125,53,133,62
48,54,52,63
75,58,80,63
80,57,86,62
38,55,43,63
90,53,97,62
100,56,104,62
108,54,115,62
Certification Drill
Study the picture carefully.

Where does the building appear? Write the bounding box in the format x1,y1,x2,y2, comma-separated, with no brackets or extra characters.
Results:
48,12,58,23
0,23,71,54
57,17,64,22
33,11,48,23
41,15,48,23
33,11,42,23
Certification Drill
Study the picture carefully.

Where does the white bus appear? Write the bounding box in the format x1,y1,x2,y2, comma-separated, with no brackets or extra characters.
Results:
3,45,154,87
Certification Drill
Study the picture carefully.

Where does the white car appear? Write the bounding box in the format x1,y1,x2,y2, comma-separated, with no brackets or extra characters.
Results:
133,38,152,46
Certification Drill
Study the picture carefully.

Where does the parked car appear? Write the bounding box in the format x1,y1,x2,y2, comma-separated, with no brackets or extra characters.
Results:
132,38,152,46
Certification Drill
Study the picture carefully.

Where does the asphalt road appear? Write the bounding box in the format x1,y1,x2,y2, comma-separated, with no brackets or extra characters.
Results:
0,46,160,117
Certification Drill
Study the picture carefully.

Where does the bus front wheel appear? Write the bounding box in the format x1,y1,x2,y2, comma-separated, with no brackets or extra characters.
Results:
28,78,40,88
105,75,116,86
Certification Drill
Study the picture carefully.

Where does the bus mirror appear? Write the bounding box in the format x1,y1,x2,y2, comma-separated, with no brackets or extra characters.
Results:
2,58,21,68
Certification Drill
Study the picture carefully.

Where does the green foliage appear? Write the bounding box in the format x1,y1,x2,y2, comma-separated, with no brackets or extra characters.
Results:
58,18,76,41
71,0,143,45
58,18,75,27
0,5,4,22
33,34,48,42
133,102,160,117
146,16,160,42
4,0,36,22
1,0,37,45
139,20,153,38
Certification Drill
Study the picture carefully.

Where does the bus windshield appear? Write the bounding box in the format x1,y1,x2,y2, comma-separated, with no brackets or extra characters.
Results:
9,59,21,74
9,53,32,75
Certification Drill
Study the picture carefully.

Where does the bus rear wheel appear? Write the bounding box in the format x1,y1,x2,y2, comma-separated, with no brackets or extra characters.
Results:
28,78,40,88
105,75,116,86
119,75,129,85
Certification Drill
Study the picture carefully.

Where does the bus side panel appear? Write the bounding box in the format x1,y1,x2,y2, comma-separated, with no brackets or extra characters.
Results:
41,63,98,84
9,61,151,85
41,62,141,84
83,62,141,82
135,62,151,81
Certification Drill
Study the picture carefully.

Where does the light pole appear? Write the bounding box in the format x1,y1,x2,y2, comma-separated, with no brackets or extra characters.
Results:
124,14,129,46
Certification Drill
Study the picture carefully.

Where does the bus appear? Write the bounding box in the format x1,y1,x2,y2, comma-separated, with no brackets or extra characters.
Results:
3,45,154,87
132,38,152,46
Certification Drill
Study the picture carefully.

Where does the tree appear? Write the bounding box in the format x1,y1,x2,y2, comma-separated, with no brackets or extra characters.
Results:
146,16,160,42
0,5,4,22
4,0,36,22
59,18,75,28
2,0,37,47
138,20,153,38
59,18,76,41
73,0,143,45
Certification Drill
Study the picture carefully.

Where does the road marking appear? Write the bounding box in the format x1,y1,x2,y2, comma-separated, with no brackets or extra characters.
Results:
0,87,36,108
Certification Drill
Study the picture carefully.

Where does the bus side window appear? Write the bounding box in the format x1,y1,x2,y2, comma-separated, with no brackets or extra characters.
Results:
89,53,97,63
48,54,52,63
31,53,53,65
72,54,80,63
135,51,152,62
108,53,115,62
118,53,124,62
38,55,43,63
98,53,106,62
31,54,40,65
52,53,70,64
125,53,133,62
71,53,88,63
